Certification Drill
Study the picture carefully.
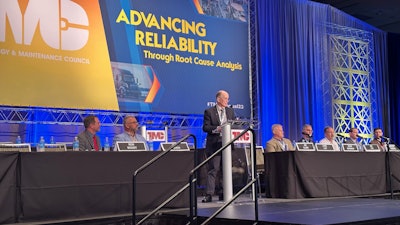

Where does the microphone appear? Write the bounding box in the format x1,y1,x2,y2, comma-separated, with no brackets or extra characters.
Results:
336,133,346,138
356,134,364,139
301,132,311,138
380,136,390,141
229,104,242,120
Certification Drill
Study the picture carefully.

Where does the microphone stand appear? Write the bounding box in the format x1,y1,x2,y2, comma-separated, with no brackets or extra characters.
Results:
384,138,394,199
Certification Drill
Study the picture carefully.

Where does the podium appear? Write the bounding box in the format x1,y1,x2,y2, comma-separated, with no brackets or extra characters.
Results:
221,119,255,201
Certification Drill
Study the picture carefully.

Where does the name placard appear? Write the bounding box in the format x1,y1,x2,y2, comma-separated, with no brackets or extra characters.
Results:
363,144,380,152
0,143,31,152
342,144,359,152
116,141,147,151
295,143,315,151
388,144,400,152
160,142,190,151
315,143,335,151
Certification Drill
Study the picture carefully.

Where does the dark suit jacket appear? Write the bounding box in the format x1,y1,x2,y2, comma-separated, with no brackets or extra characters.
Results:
370,139,385,151
77,130,102,151
202,106,235,155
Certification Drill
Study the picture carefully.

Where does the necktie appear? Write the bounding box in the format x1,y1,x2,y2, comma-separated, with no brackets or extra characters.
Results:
220,108,226,124
93,136,99,151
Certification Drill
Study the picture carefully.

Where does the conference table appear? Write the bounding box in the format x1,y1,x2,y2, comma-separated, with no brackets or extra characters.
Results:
264,151,400,198
0,151,194,224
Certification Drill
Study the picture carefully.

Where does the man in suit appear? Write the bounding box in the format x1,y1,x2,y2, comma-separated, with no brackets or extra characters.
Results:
265,124,294,152
77,115,102,151
202,90,235,202
370,127,387,151
345,127,363,151
113,115,148,150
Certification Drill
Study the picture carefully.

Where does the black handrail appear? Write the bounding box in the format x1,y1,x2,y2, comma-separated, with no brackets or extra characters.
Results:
132,134,197,224
188,127,258,224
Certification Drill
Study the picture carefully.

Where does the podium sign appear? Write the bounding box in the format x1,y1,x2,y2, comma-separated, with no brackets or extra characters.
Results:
231,129,251,143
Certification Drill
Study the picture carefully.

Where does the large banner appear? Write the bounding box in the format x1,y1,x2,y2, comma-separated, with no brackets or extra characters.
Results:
0,0,119,110
0,0,250,116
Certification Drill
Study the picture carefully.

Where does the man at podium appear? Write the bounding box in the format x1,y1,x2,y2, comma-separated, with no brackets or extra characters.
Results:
202,90,235,202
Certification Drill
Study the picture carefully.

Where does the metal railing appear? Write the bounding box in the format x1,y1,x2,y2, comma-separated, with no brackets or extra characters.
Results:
132,134,197,224
188,128,258,225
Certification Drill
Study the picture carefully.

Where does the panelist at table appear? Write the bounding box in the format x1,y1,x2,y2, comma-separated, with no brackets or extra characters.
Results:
298,124,314,143
77,115,102,151
113,115,148,150
370,127,387,151
319,126,340,151
266,124,294,152
345,127,363,151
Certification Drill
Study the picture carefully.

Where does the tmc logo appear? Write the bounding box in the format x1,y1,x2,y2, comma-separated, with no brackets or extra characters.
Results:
147,130,166,142
0,0,89,50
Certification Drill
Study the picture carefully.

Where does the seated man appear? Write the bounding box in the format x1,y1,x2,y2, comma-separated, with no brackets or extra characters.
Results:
266,124,294,152
113,115,148,150
298,124,314,143
345,127,363,151
370,127,387,151
77,115,102,151
319,126,340,151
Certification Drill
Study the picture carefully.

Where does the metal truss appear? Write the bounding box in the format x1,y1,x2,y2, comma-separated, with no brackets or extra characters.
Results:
325,24,376,141
249,0,259,124
0,106,204,128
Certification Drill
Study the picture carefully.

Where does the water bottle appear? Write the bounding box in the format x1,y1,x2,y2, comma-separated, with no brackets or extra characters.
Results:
148,140,153,151
16,136,22,144
50,136,55,144
203,138,207,149
72,136,79,151
38,136,45,152
104,137,110,151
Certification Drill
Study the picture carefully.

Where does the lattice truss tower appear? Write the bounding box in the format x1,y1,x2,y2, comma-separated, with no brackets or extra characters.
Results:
327,26,375,140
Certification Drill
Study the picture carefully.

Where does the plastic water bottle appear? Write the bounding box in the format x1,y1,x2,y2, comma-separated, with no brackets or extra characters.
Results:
16,136,22,144
38,136,45,152
203,138,207,149
148,141,153,151
104,137,110,151
72,136,79,151
50,136,55,144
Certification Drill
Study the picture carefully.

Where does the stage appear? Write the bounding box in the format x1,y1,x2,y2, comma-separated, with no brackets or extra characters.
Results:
3,150,400,224
194,195,400,224
7,195,400,225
